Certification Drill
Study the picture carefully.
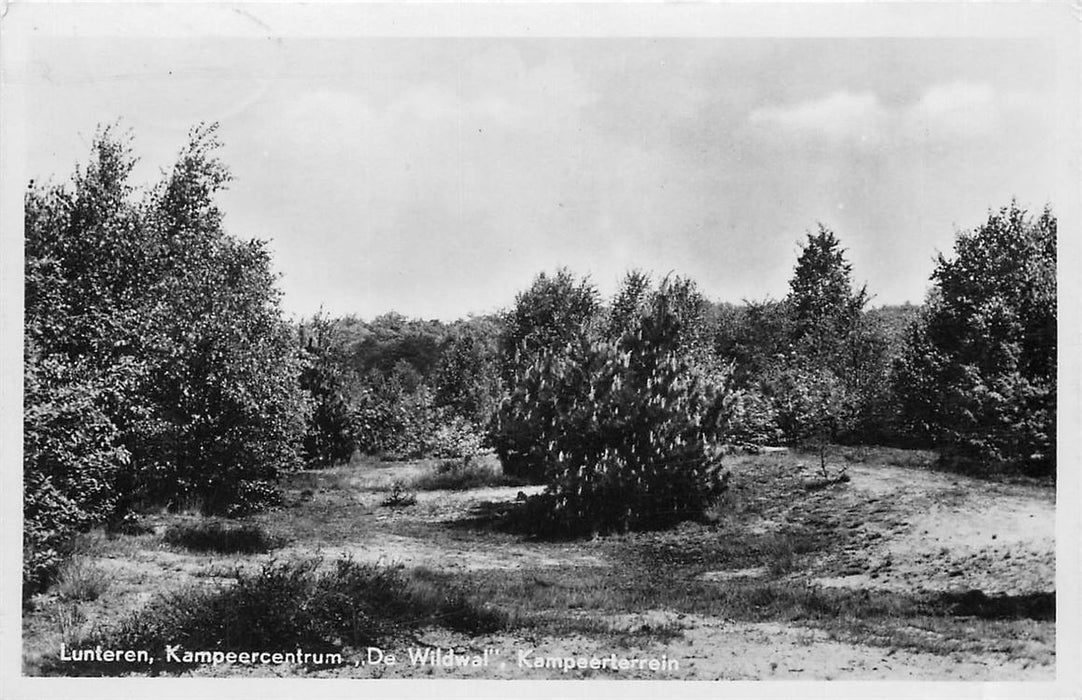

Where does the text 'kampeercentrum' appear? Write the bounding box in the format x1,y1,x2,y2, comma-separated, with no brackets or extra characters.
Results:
59,644,680,673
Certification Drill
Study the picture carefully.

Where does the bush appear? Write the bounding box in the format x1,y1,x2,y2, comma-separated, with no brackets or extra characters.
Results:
495,283,736,535
380,482,418,508
727,388,782,447
410,454,517,491
56,558,504,674
162,521,283,554
351,381,485,461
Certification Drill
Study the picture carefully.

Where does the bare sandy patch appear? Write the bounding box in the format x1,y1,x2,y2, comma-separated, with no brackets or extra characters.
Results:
279,533,608,572
811,463,1054,595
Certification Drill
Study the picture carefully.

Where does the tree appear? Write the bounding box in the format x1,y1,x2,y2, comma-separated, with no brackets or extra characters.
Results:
432,316,503,426
499,281,736,534
25,124,307,523
603,270,653,339
299,314,359,467
786,224,868,362
764,364,852,473
713,299,795,388
893,203,1056,476
497,268,600,382
490,269,600,478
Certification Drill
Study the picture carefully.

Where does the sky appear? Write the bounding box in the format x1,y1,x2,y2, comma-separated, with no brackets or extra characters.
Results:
18,33,1070,321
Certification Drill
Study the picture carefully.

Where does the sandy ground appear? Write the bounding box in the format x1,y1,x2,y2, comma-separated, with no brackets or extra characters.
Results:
23,450,1056,681
803,462,1054,595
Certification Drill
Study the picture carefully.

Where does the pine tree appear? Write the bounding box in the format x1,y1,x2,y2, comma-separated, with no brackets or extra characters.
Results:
786,224,868,360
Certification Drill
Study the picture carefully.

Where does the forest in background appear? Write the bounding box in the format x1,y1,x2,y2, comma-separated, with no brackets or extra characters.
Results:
23,125,1057,594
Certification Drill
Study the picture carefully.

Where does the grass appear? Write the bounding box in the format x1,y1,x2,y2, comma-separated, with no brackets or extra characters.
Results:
23,445,1056,678
409,454,524,491
162,520,283,554
55,557,110,602
46,557,505,676
429,561,1052,659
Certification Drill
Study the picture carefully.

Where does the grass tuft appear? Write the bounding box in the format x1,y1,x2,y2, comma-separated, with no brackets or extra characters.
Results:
410,455,523,491
162,520,283,554
55,557,110,602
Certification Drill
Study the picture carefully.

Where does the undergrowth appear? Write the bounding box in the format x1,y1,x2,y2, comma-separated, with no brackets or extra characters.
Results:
46,557,505,676
410,455,522,491
162,520,283,554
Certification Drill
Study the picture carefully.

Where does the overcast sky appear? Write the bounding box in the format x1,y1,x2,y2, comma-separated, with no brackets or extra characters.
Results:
22,34,1067,321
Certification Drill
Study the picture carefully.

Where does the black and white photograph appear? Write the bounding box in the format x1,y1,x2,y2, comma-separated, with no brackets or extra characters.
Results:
1,3,1079,698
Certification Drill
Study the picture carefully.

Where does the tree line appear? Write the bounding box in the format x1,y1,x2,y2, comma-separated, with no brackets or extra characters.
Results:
24,126,1056,589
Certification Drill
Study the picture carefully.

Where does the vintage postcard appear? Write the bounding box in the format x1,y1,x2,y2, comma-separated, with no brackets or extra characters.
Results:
1,3,1078,699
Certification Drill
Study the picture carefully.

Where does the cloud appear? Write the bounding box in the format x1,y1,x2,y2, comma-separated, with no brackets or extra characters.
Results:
902,82,1000,140
747,83,1028,148
747,91,886,144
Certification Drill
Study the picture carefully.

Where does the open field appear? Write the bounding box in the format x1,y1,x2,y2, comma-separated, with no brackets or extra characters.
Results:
23,447,1054,680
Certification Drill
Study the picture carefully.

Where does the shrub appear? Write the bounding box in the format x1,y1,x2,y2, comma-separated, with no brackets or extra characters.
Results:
410,454,517,491
299,318,358,468
764,364,853,470
727,388,782,447
58,558,504,674
380,482,418,508
495,283,736,535
162,521,283,554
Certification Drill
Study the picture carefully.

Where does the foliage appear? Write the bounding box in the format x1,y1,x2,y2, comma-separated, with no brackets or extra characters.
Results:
350,381,483,460
22,349,130,596
410,454,519,491
343,312,450,388
380,482,418,508
893,203,1056,475
713,226,895,447
606,272,717,368
66,558,503,674
491,269,601,477
713,299,795,389
763,364,852,471
24,121,307,597
726,388,783,447
299,314,358,468
162,520,283,554
786,225,868,360
432,316,503,426
495,280,736,534
497,268,600,383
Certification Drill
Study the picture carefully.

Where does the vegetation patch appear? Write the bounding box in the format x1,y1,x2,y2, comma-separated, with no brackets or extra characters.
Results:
410,455,522,491
380,482,418,508
46,558,505,676
55,557,110,602
162,521,283,554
